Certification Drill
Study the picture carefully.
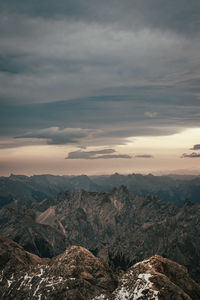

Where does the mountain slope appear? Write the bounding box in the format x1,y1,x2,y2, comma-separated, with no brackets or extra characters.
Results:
0,206,66,257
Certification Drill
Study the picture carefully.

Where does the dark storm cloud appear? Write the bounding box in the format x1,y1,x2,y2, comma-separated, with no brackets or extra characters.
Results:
0,0,200,105
190,144,200,150
66,149,132,160
1,0,200,36
0,1,200,151
0,54,28,74
135,155,154,158
1,92,200,148
0,52,113,76
181,152,200,158
15,127,97,145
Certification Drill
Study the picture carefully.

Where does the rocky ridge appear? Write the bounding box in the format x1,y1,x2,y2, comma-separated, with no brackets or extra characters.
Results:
112,255,200,300
0,237,117,300
1,237,200,300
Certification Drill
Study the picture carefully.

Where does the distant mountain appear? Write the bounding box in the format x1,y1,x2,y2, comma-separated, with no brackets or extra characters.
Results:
0,174,100,208
91,173,200,205
1,237,200,299
0,172,200,208
0,186,200,283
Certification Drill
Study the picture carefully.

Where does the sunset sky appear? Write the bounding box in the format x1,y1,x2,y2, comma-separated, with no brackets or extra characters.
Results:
0,1,200,176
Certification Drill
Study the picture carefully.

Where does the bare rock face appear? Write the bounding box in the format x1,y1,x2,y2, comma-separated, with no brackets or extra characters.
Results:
1,238,200,300
0,237,117,300
0,206,66,258
109,255,200,300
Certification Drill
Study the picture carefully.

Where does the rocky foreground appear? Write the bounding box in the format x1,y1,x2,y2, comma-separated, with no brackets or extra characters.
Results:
1,237,200,300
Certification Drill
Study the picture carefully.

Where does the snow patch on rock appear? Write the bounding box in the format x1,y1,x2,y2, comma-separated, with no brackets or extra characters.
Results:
113,268,159,300
92,294,109,300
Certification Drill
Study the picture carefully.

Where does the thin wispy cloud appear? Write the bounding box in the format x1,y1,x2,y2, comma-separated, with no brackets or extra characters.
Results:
66,149,132,160
181,152,200,158
190,144,200,150
135,155,154,158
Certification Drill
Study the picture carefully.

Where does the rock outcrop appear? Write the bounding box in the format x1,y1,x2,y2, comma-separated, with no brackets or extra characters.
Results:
112,255,200,300
1,238,200,300
0,206,66,258
0,237,117,300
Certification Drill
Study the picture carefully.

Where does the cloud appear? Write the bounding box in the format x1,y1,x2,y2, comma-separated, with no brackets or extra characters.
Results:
144,112,157,118
0,1,200,152
95,154,132,159
15,127,96,145
66,149,132,159
190,144,200,150
135,154,154,158
1,92,199,148
1,1,200,36
0,2,200,106
181,152,200,158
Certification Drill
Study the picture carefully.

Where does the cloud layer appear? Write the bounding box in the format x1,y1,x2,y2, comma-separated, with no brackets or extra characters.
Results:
15,127,97,145
181,152,200,158
135,155,154,159
66,149,132,160
0,0,200,166
0,0,200,105
191,144,200,150
1,1,200,35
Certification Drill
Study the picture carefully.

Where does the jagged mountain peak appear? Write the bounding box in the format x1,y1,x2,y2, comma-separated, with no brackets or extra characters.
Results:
111,185,130,194
56,245,98,263
112,254,200,300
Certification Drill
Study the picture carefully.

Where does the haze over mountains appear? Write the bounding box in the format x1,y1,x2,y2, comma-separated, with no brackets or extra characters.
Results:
1,173,200,208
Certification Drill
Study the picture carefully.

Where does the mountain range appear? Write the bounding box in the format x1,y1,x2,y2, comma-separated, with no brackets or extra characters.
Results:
1,173,200,208
0,185,200,284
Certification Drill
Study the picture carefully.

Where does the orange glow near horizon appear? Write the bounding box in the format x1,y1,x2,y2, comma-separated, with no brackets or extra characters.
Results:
0,128,200,176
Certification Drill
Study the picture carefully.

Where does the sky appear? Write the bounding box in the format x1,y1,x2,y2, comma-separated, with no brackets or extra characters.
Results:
0,0,200,176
